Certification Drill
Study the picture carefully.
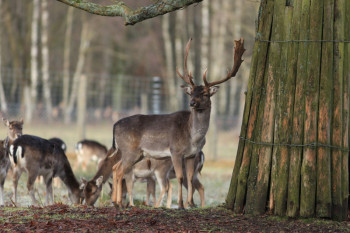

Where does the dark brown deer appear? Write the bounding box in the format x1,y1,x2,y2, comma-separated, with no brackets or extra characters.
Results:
49,137,67,152
111,38,245,208
0,119,23,206
75,139,108,171
9,135,83,206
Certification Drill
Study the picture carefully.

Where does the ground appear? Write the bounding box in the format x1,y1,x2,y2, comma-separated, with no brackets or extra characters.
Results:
1,124,349,232
0,204,349,232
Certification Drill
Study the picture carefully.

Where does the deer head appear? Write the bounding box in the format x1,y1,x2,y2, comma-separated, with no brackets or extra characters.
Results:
3,118,23,141
176,38,245,112
80,176,103,206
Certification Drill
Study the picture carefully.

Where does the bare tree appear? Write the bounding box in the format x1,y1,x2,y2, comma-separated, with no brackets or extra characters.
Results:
64,18,91,124
0,0,7,114
162,13,178,111
27,0,40,123
62,7,73,116
41,0,53,122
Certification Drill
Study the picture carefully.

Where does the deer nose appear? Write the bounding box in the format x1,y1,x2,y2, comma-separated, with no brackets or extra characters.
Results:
190,101,197,107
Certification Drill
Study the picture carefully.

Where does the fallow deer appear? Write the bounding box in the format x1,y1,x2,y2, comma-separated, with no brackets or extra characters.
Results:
49,137,67,152
75,139,108,171
0,119,23,206
81,148,171,207
111,38,245,208
10,134,83,206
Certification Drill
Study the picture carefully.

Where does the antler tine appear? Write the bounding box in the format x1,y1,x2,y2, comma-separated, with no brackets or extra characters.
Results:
202,68,209,86
176,38,195,87
206,38,246,87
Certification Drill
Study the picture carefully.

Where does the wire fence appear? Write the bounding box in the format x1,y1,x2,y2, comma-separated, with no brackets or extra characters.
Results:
0,68,244,130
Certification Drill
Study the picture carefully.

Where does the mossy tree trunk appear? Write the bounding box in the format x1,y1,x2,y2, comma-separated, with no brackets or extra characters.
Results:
226,0,349,221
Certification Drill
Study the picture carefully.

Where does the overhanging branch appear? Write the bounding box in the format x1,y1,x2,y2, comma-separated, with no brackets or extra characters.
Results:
56,0,203,25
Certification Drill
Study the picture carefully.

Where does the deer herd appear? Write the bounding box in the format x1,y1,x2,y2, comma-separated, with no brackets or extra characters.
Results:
0,38,245,209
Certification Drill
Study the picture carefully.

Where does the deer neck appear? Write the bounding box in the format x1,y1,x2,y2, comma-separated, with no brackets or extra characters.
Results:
189,106,211,143
93,153,118,183
60,160,80,193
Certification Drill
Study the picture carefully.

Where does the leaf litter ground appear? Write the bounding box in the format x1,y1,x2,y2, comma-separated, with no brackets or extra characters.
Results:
0,203,349,232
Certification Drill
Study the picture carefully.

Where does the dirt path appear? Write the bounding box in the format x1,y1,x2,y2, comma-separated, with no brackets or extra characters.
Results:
0,204,349,232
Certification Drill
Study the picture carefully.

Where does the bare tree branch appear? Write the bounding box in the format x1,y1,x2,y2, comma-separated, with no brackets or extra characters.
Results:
55,0,203,25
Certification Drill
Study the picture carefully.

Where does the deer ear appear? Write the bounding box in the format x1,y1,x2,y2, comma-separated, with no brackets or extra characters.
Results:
96,176,103,187
181,85,192,95
3,118,9,127
209,86,219,96
80,178,87,190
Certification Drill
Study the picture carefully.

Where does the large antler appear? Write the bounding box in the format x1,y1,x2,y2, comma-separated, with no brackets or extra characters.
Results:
176,38,195,87
203,38,245,87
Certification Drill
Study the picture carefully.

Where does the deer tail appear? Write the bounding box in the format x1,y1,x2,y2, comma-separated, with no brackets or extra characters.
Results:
197,151,205,175
9,144,23,165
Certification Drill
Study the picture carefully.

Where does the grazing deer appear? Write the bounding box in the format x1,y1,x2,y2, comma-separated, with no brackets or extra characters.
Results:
75,139,107,171
0,119,23,206
81,148,171,207
49,137,67,152
9,135,83,206
111,38,245,208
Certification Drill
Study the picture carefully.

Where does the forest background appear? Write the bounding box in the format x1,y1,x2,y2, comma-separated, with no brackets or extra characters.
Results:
0,0,259,161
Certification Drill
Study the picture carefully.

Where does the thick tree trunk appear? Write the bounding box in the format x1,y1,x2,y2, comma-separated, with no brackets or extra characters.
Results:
226,0,349,221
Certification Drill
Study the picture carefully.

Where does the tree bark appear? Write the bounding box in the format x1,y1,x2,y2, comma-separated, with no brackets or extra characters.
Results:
226,0,349,221
316,0,333,218
56,0,202,26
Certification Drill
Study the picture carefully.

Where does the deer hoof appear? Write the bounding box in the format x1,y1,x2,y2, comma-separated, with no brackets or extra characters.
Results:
178,202,185,209
188,202,197,208
112,202,123,210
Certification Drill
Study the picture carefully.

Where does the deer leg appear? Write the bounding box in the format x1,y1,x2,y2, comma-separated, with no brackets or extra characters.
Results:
111,161,121,207
185,157,195,208
12,167,22,205
112,161,124,208
166,180,173,208
193,178,205,208
172,156,184,209
146,178,156,206
0,178,5,206
155,172,167,208
124,173,134,207
44,175,54,205
27,172,39,206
